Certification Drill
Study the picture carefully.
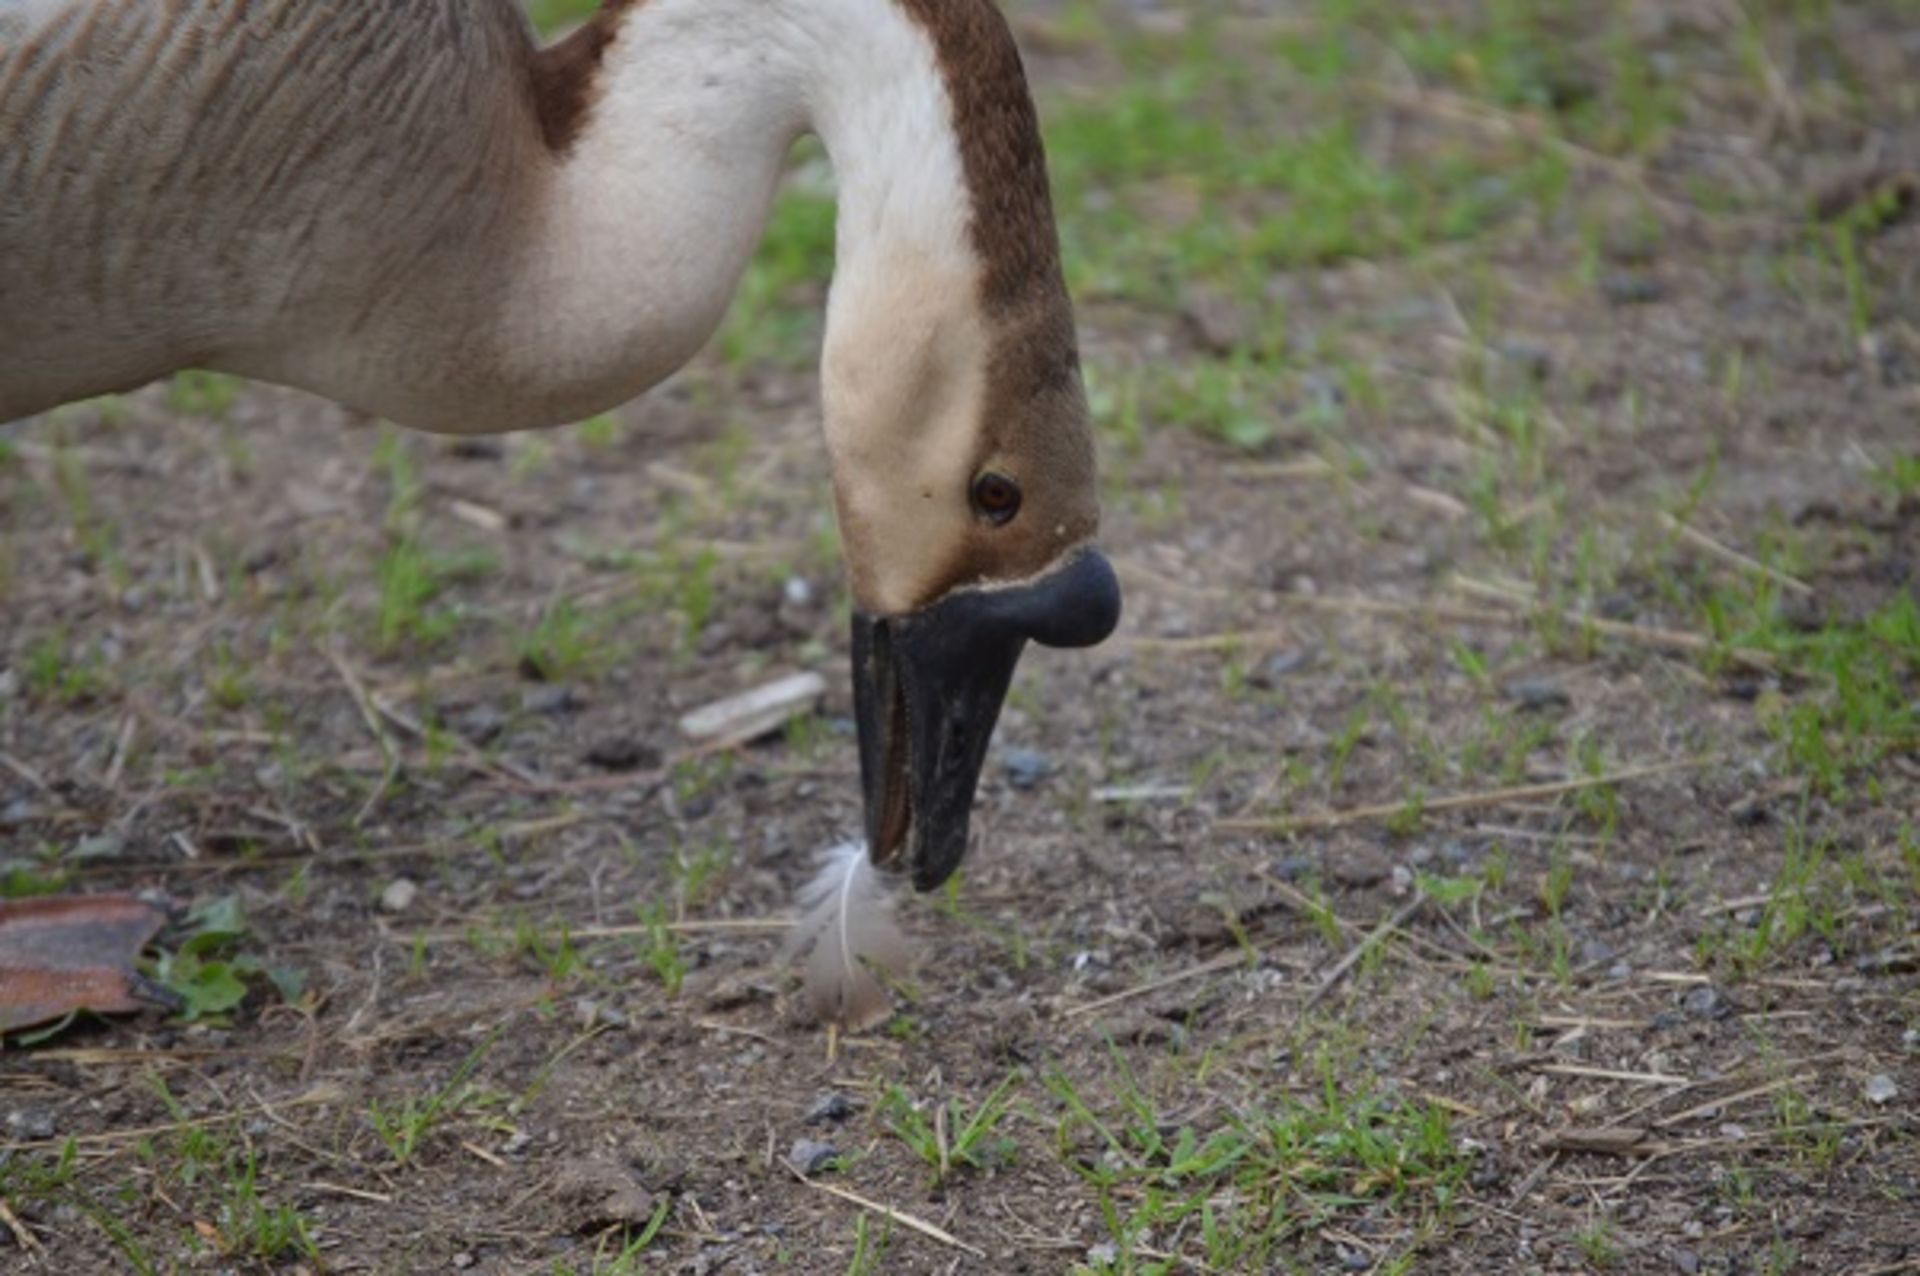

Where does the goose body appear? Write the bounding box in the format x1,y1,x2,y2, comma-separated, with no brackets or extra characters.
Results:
0,0,1120,891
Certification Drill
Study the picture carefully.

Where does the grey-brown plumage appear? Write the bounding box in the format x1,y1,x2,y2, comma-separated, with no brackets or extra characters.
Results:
782,842,908,1030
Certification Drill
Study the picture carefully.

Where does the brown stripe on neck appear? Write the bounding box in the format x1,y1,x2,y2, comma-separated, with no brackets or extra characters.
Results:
529,0,645,153
892,0,1070,321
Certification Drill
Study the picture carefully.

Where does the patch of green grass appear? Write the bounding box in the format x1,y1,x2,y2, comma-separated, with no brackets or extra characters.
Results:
715,180,836,368
526,0,601,35
166,370,240,420
841,1213,892,1276
49,439,121,575
1048,1051,1470,1271
373,537,493,652
134,1078,321,1262
509,915,583,985
204,640,252,712
368,1031,498,1167
1043,15,1570,309
1871,452,1920,497
209,1148,320,1262
517,597,606,681
550,1199,672,1274
1574,1218,1621,1269
1692,582,1918,795
1143,357,1284,451
630,901,686,995
881,1072,1022,1186
22,630,110,705
575,412,622,448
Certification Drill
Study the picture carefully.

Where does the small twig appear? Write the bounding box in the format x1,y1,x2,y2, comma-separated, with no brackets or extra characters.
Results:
1064,949,1250,1020
0,1084,343,1153
1182,589,1777,670
1117,629,1296,654
1220,757,1715,833
1658,512,1812,596
1223,456,1335,481
302,1180,394,1204
1653,1075,1815,1130
391,916,786,948
102,714,136,790
1539,1128,1671,1157
0,751,52,794
1534,1064,1691,1086
695,1020,781,1047
786,1167,986,1259
460,1139,508,1168
0,1195,43,1253
1508,1151,1559,1202
1447,577,1779,669
1699,892,1776,917
1301,895,1426,1013
1254,870,1360,938
324,645,399,826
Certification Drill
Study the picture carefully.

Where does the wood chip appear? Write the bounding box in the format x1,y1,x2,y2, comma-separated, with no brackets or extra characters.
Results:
677,672,827,745
1540,1127,1671,1157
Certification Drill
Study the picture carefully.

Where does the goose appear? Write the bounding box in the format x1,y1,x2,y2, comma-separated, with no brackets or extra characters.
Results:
0,0,1121,893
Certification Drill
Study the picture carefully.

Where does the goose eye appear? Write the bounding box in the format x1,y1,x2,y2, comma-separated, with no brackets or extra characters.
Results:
971,472,1022,525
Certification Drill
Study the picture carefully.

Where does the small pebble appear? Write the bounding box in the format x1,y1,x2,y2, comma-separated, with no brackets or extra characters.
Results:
575,998,628,1030
1668,1245,1701,1274
523,684,583,716
454,704,506,744
1251,647,1313,687
1856,947,1919,975
805,1093,857,1125
1864,1074,1899,1105
1493,337,1553,382
1330,849,1391,889
782,577,813,606
1001,747,1054,790
1601,271,1665,305
787,1139,840,1175
501,1130,533,1156
7,1109,55,1141
583,736,659,772
453,1253,476,1270
70,833,126,861
1505,678,1571,710
1272,854,1315,882
378,878,418,913
1682,984,1733,1020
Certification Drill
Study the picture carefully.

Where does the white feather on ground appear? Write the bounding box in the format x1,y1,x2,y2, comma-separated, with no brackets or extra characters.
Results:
781,841,907,1030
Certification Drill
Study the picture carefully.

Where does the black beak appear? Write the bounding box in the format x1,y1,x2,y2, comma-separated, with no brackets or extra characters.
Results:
851,547,1122,891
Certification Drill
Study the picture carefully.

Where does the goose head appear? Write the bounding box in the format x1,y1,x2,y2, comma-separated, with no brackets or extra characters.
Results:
821,261,1120,891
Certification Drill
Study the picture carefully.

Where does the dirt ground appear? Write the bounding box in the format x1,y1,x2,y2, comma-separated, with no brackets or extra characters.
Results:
2,1,1917,1273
